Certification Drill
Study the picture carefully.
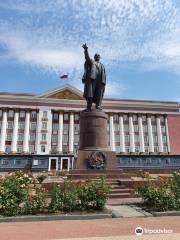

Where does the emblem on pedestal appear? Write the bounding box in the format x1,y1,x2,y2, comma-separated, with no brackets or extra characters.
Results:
87,151,106,169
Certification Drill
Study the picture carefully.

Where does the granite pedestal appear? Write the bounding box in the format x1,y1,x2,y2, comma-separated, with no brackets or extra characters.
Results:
76,110,118,169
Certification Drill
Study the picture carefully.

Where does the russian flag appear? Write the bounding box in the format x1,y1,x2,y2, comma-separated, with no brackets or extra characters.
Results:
59,74,68,79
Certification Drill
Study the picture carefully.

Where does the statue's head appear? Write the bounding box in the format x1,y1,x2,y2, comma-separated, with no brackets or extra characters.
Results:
94,53,101,62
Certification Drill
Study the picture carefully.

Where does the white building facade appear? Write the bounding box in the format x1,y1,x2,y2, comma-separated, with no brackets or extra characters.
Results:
0,84,180,171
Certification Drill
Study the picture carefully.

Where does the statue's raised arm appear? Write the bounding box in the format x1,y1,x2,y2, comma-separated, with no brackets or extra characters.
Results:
82,43,91,63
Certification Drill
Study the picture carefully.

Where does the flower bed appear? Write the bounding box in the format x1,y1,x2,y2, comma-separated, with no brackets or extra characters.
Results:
135,171,180,212
0,171,110,216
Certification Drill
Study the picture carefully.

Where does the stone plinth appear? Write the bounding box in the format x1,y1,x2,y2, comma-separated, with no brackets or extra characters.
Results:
77,110,118,169
79,110,108,150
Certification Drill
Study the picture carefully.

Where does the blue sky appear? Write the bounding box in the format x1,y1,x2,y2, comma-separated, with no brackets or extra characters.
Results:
0,0,180,101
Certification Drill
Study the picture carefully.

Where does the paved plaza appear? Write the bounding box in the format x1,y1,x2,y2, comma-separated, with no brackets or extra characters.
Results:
0,216,179,240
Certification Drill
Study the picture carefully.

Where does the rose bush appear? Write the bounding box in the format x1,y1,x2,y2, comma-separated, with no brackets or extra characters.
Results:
0,171,110,216
135,171,180,211
49,176,111,212
0,171,47,216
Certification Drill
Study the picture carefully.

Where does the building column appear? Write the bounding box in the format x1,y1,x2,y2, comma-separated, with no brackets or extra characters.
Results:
138,115,145,153
119,115,125,153
11,111,19,153
58,111,63,153
109,114,116,151
147,116,154,153
69,112,74,154
165,116,171,153
0,110,7,153
129,115,135,152
23,111,30,153
156,116,163,153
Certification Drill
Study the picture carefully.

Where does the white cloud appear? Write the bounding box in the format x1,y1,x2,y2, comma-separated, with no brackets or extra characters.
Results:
1,0,180,95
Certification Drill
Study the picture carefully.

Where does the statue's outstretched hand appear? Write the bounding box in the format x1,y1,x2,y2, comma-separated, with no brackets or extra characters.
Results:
82,43,88,50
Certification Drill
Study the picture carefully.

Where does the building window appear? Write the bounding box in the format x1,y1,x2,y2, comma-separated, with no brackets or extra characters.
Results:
43,111,48,118
74,134,79,142
7,121,13,129
33,159,38,166
133,115,137,121
31,111,37,118
42,122,47,129
113,114,119,121
52,135,58,143
5,146,11,153
152,125,157,132
8,110,14,118
160,116,165,122
114,124,119,131
115,135,120,142
74,114,79,121
161,126,166,133
162,136,167,143
124,125,129,132
53,123,58,131
30,122,36,130
145,146,149,152
74,124,79,131
63,145,68,154
125,146,130,152
51,146,57,153
19,111,26,118
151,116,156,122
63,134,68,143
14,159,21,165
64,113,69,121
164,146,168,152
53,113,59,120
143,125,148,132
154,146,159,152
134,135,139,142
123,115,128,121
134,125,138,132
153,135,158,143
74,145,79,153
6,134,12,141
18,134,24,141
41,134,46,141
29,134,35,141
1,159,9,165
17,145,23,153
19,122,25,129
29,145,35,153
41,145,46,152
142,115,146,121
63,124,69,132
125,135,130,142
144,135,149,143
135,146,139,152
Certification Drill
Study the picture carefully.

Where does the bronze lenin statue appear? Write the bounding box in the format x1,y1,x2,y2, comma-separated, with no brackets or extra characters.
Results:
82,43,106,111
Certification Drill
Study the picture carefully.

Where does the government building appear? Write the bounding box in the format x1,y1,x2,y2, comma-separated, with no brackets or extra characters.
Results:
0,84,180,171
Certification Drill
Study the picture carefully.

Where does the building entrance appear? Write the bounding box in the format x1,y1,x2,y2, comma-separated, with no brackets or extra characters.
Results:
48,157,58,171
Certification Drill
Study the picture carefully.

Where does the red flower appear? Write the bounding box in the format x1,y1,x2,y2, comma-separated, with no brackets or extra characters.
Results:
159,176,168,183
76,180,82,185
27,193,33,201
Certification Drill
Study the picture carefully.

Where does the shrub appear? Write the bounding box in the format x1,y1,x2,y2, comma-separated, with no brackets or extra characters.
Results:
22,189,47,214
135,171,180,211
49,177,111,212
36,174,47,183
0,171,48,216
